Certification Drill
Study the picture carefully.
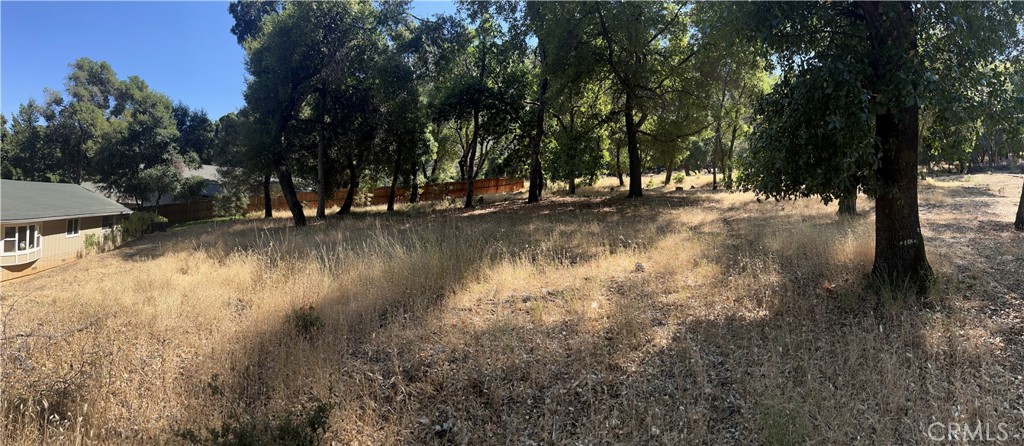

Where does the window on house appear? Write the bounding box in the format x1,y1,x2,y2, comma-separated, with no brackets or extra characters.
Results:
66,219,80,236
102,216,115,229
2,225,41,254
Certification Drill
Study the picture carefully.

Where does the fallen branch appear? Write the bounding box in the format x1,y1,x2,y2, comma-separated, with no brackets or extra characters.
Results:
1,317,100,341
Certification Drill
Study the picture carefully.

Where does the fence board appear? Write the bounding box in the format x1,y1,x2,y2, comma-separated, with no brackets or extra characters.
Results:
142,177,524,224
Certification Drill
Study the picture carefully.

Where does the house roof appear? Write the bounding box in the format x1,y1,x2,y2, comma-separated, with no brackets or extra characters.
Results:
1,179,133,224
81,164,224,205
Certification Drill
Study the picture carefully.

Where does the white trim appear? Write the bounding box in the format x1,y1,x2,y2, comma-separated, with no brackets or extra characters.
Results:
65,218,81,238
2,223,42,258
0,247,41,257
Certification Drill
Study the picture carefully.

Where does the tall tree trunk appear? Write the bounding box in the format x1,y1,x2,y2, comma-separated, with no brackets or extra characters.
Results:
262,174,272,218
838,190,858,216
464,107,480,208
725,121,740,190
528,47,548,204
568,177,576,195
339,161,358,215
870,106,930,292
387,146,403,213
1014,176,1024,231
663,161,674,186
615,145,625,187
712,70,728,191
862,1,931,294
387,178,399,212
316,126,326,219
410,175,420,204
624,94,643,198
272,159,306,227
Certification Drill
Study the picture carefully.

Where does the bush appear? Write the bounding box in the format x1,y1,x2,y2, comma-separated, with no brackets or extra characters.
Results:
214,191,249,218
83,233,100,252
355,189,372,207
121,212,169,240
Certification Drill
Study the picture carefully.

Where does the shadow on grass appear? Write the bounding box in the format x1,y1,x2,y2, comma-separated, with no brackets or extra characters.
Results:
165,191,1015,445
160,194,723,441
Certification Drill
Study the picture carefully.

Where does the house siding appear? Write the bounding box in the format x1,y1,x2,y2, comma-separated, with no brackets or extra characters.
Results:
1,216,120,281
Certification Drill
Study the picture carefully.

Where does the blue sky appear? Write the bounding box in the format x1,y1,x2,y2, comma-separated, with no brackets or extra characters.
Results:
1,1,458,120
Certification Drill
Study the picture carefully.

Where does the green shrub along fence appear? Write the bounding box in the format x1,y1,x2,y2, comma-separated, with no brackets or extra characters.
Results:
136,177,524,224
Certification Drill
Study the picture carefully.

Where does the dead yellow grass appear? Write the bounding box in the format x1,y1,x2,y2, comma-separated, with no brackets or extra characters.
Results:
2,174,1023,445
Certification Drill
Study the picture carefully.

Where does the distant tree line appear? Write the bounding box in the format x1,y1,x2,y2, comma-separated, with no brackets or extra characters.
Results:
0,58,222,208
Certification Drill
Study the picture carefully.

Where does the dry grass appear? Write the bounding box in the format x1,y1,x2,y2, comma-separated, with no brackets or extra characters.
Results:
2,173,1023,445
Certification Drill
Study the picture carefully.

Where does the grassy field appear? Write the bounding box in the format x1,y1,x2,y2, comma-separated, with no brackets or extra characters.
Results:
2,173,1023,445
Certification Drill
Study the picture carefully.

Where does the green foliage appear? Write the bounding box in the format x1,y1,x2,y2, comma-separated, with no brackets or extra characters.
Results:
93,72,186,205
137,159,185,206
120,212,169,241
740,62,874,203
728,2,1024,202
2,57,205,202
214,190,250,218
175,175,207,203
529,2,716,196
546,81,611,188
83,233,100,252
240,1,429,220
2,100,62,182
173,103,217,164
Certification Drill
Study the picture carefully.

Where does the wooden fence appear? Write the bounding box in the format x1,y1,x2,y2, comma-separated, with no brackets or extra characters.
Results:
140,177,524,224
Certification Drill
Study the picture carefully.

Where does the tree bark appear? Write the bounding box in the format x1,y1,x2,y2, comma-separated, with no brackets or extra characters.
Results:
1015,176,1024,231
339,160,358,215
387,146,403,213
262,174,272,218
663,161,674,186
464,106,480,208
838,191,858,216
528,47,548,204
272,159,306,227
568,177,576,195
725,120,740,190
410,176,420,204
615,144,625,187
316,126,326,219
862,2,930,293
624,94,643,198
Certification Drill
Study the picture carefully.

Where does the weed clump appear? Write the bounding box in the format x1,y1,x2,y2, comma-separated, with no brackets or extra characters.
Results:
175,398,333,446
288,305,324,339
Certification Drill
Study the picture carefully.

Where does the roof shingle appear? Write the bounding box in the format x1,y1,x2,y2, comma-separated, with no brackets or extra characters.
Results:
1,180,133,223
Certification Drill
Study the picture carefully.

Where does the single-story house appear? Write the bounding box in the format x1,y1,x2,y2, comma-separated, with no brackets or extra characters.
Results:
1,179,132,281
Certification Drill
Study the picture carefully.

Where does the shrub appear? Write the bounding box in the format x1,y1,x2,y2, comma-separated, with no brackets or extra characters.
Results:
83,233,100,252
214,191,249,218
121,212,169,240
355,189,372,207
